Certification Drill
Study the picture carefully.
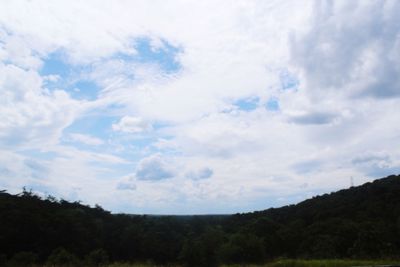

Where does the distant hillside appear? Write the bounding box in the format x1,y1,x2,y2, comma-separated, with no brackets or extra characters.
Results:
227,174,400,259
1,175,399,266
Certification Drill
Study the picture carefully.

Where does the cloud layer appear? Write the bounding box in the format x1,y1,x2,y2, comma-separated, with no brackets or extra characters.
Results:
0,0,399,214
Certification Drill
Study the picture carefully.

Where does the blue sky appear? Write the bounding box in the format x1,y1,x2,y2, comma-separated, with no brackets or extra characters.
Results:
0,0,400,214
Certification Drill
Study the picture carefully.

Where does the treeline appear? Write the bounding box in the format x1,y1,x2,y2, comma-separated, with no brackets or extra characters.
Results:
1,174,400,266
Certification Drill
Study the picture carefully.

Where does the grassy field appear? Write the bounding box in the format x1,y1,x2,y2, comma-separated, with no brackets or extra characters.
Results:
37,259,399,267
259,259,400,267
16,259,400,267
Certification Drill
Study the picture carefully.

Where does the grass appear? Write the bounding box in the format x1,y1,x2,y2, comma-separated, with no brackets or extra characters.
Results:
122,259,399,267
22,259,400,267
262,259,400,267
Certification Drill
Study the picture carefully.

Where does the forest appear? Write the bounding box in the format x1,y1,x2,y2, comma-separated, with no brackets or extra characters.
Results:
1,174,400,267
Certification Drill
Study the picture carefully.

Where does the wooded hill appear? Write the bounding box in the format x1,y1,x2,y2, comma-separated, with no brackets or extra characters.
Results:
1,174,399,266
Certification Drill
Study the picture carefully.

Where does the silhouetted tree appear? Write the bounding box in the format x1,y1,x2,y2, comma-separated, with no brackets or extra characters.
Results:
7,252,37,267
85,249,109,267
0,175,400,265
46,248,79,267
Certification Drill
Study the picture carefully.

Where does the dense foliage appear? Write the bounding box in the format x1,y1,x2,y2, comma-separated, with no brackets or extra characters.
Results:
1,174,400,266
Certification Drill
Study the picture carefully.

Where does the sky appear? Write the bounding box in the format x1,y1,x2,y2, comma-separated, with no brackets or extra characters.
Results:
0,0,400,214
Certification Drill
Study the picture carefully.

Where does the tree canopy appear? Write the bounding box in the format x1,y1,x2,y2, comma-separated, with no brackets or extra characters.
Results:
1,174,400,266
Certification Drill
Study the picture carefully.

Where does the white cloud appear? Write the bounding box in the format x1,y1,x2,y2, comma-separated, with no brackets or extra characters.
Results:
288,111,338,125
116,181,137,191
112,116,152,134
1,0,400,214
0,30,44,70
352,151,400,178
135,154,175,181
185,167,213,180
0,150,48,189
0,63,79,149
290,0,400,99
69,133,104,146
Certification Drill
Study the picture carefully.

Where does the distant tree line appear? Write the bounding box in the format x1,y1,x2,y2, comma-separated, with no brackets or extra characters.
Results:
1,175,400,266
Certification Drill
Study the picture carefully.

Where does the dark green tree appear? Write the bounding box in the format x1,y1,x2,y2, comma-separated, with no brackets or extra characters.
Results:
219,233,265,264
85,249,109,267
7,252,37,267
46,248,79,267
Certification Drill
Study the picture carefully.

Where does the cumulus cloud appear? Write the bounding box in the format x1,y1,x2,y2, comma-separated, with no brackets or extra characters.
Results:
291,0,400,99
116,182,137,191
0,63,78,148
112,116,152,134
0,150,52,193
352,152,400,178
185,167,213,180
1,0,400,214
0,30,44,70
135,154,175,181
288,111,337,125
